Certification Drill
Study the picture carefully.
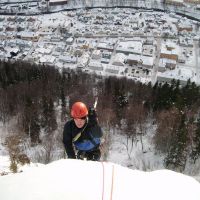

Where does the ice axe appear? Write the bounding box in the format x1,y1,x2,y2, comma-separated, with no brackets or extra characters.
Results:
93,97,98,109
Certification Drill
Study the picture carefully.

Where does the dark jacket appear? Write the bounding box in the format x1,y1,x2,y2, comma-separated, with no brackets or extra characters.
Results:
63,117,103,159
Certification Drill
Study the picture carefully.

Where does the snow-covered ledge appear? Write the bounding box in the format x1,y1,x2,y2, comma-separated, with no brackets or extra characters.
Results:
0,159,200,200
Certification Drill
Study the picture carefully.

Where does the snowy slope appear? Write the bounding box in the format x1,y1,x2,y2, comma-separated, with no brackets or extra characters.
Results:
0,159,200,200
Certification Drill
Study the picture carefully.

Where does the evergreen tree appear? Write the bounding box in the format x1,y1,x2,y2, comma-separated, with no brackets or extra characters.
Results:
153,82,173,110
181,80,200,108
60,70,66,108
164,113,188,172
190,118,200,163
23,96,41,145
41,96,57,133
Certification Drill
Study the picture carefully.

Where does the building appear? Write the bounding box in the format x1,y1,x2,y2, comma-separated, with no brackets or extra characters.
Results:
184,0,200,3
127,54,154,69
97,42,115,52
92,50,101,60
127,54,141,66
101,51,112,64
157,67,195,85
116,40,143,55
165,0,184,6
158,58,177,72
19,32,39,42
112,53,126,66
59,55,77,64
39,55,55,64
177,23,193,32
105,65,120,74
88,61,104,71
49,0,68,6
160,42,179,61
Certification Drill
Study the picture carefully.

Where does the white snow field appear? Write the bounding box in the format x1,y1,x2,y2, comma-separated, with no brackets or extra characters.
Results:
0,159,200,200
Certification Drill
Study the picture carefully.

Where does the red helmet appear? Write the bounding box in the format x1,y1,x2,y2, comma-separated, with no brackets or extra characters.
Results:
71,102,88,118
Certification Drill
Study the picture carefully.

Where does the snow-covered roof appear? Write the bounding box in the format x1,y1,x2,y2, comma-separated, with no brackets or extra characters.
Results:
97,42,115,51
39,55,55,64
89,61,103,71
161,42,180,56
49,0,67,2
116,41,143,55
127,54,154,66
112,53,126,66
157,67,195,83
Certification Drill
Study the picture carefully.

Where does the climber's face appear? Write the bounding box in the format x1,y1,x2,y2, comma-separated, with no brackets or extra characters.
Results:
74,117,86,128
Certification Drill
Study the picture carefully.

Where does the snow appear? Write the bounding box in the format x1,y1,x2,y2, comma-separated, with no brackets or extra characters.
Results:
0,159,200,200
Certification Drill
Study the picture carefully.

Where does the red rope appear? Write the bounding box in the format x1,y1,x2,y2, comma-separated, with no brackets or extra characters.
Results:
101,162,115,200
110,165,115,200
101,162,105,200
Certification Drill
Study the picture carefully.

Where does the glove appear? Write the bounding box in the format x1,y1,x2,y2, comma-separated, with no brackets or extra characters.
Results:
88,107,98,126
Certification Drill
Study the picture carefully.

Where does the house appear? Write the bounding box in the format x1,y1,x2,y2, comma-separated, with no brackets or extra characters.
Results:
60,20,71,33
165,0,184,6
178,56,186,64
49,0,68,6
160,42,179,61
105,65,120,74
17,25,26,32
59,55,76,64
19,32,39,42
157,67,195,85
127,54,141,66
142,44,155,56
179,37,193,47
78,53,90,66
97,42,115,52
0,26,4,32
6,26,15,32
51,36,62,42
88,61,104,71
7,17,16,22
116,40,143,55
92,50,101,60
0,17,5,22
127,54,154,69
66,37,74,45
197,5,200,10
39,55,55,64
185,0,200,3
177,23,193,32
0,33,6,39
101,51,112,64
27,17,36,22
143,39,154,45
10,48,20,57
141,55,154,69
36,47,52,55
16,17,26,23
112,53,126,66
158,58,177,72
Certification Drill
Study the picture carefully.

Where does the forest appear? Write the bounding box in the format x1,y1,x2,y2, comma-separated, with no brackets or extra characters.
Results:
0,60,200,172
